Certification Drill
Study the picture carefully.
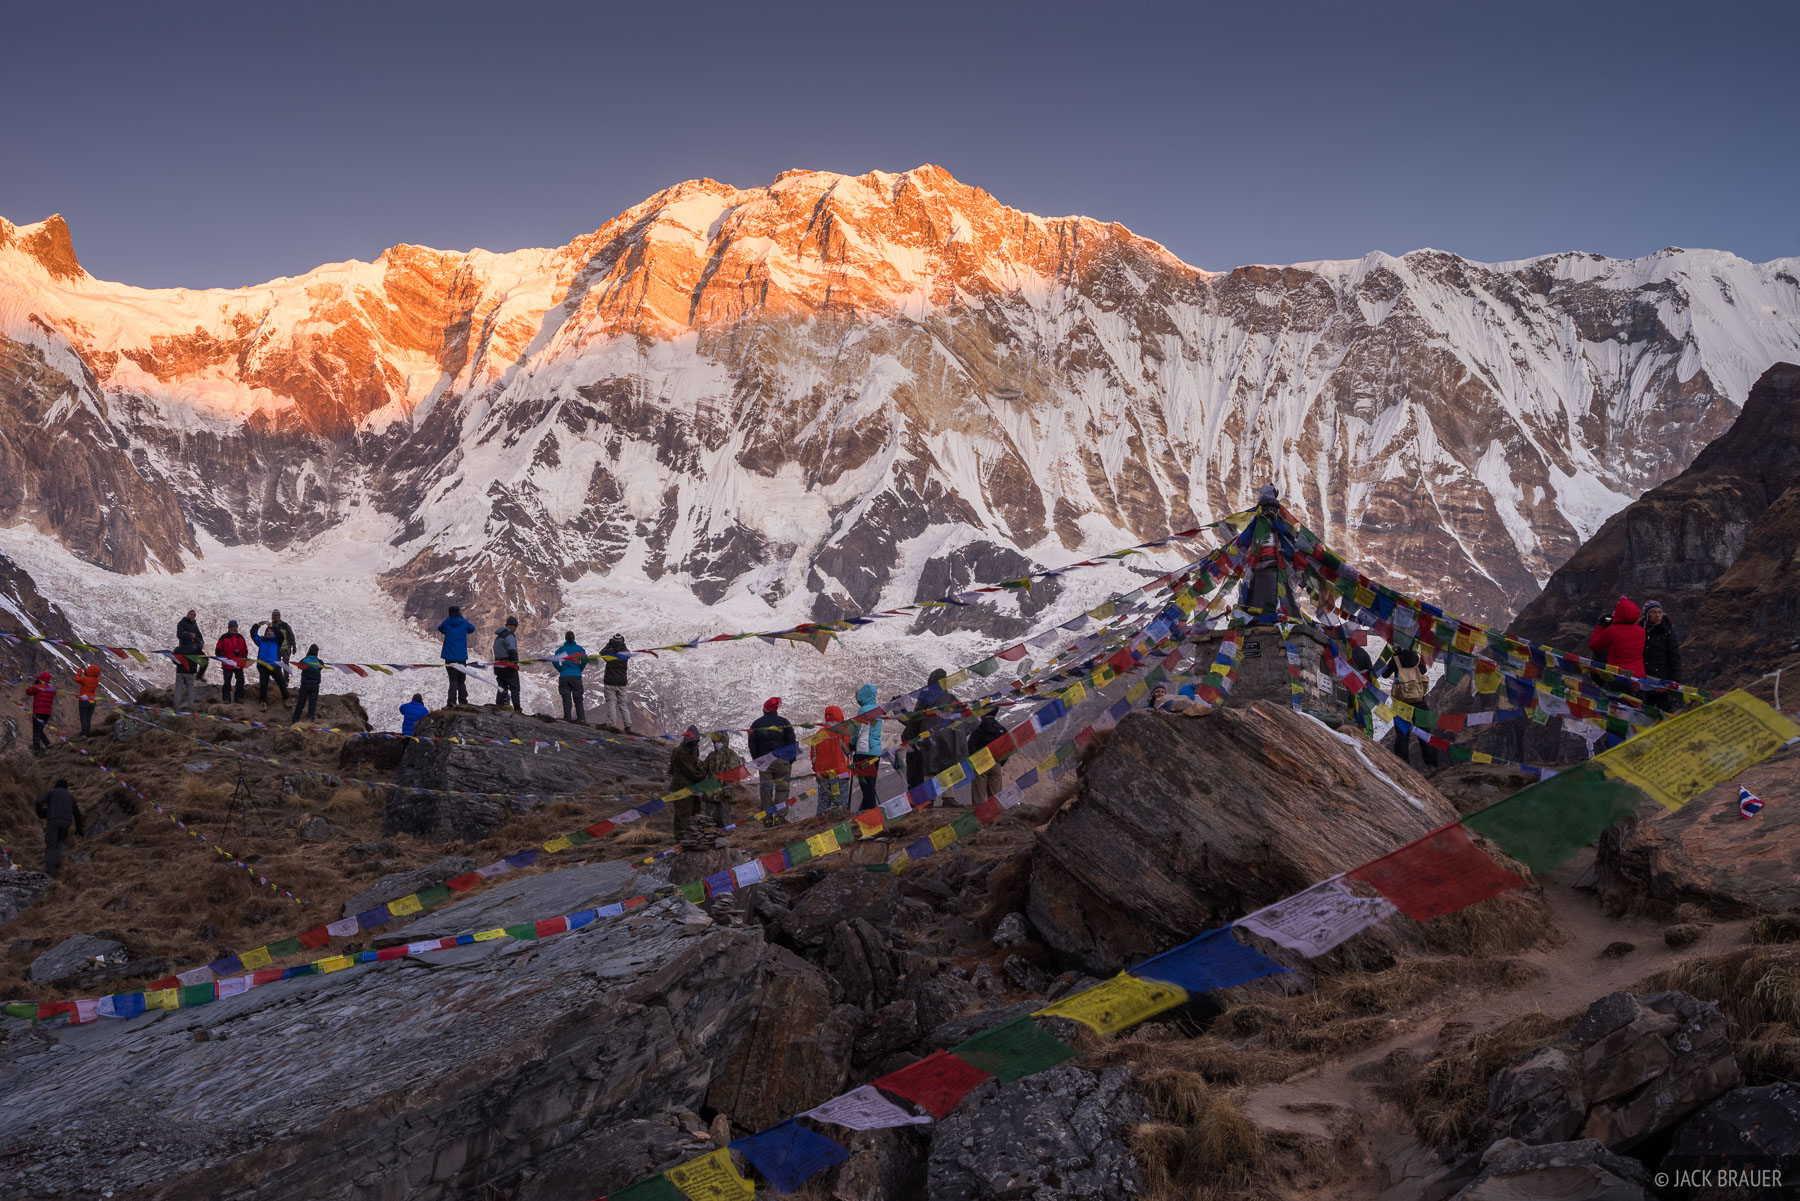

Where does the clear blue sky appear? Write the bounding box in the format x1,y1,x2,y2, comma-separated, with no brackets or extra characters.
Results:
4,0,1795,288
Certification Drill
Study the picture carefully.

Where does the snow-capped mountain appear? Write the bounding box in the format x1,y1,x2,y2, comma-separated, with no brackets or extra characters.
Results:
3,165,1799,697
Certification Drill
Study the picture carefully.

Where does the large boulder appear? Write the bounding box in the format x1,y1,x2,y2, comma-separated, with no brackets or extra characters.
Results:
0,881,768,1201
1451,1140,1650,1201
1482,990,1738,1153
28,933,126,985
1597,752,1800,918
706,944,859,1131
1664,1083,1800,1184
0,869,52,926
384,707,670,841
1026,702,1472,975
924,1065,1150,1201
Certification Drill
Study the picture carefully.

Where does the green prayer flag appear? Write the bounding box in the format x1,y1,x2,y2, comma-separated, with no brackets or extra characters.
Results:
951,813,979,838
952,1015,1076,1082
609,1174,684,1201
265,937,303,957
831,821,856,845
786,840,814,866
414,884,451,910
1450,744,1474,763
690,777,723,794
679,880,705,904
1411,708,1437,730
3,1002,36,1019
1462,764,1646,876
1443,664,1466,687
504,923,539,941
179,983,215,1007
1529,706,1551,725
969,656,1001,677
565,830,593,846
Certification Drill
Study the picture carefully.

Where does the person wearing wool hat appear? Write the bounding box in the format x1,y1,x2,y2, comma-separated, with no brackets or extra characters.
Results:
748,697,797,811
399,693,430,736
25,671,56,753
669,725,709,840
1641,600,1683,711
492,617,521,711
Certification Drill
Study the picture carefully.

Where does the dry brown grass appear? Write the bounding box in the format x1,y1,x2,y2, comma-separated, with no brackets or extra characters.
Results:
1384,1011,1574,1146
1643,945,1800,1082
1129,1072,1267,1201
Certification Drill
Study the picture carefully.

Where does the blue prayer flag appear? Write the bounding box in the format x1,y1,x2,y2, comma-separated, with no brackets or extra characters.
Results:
1133,926,1288,994
731,1120,849,1193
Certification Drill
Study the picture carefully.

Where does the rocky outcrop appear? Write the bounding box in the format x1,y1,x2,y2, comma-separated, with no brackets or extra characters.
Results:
1510,362,1800,685
28,933,125,985
0,883,770,1201
0,868,52,926
1664,1083,1800,1181
1025,702,1493,975
1451,1140,1650,1201
1596,750,1800,918
924,1065,1150,1201
1481,990,1738,1153
705,945,860,1131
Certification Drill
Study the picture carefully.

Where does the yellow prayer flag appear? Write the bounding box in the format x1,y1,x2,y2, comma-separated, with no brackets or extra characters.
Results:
1373,703,1394,722
929,825,958,851
473,928,507,942
387,894,424,917
806,829,840,858
1062,683,1087,705
1087,601,1116,620
1034,972,1188,1034
238,946,272,971
145,988,178,1010
935,762,967,789
1390,700,1415,723
1174,591,1198,614
542,836,573,854
1594,690,1800,812
1125,681,1147,702
889,850,911,873
666,1148,755,1201
317,956,354,973
969,747,996,775
1353,585,1376,607
1476,671,1500,695
1092,666,1115,688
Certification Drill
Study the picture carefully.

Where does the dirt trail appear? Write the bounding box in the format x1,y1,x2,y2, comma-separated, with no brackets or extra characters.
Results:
1241,852,1752,1198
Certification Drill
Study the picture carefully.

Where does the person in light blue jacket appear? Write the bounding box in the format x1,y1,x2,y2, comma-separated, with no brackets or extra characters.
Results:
438,604,476,707
851,683,883,813
555,631,588,723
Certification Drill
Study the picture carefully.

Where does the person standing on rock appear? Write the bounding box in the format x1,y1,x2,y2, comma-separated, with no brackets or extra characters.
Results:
492,617,521,711
249,621,290,706
291,644,324,723
1588,596,1647,685
600,633,630,731
850,683,884,813
215,620,248,704
702,730,741,829
749,697,797,812
905,669,951,791
75,664,102,737
399,693,429,735
968,704,1009,806
669,726,709,841
266,609,297,691
438,605,476,707
1380,646,1438,770
25,671,56,753
35,778,83,878
811,705,852,814
173,609,203,711
554,631,588,722
1641,601,1683,711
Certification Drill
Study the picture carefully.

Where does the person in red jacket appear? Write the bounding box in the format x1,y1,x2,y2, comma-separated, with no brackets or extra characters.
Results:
25,671,56,753
811,704,853,814
1588,595,1647,680
215,620,249,704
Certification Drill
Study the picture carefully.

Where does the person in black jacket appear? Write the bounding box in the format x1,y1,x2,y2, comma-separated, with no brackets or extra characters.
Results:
600,634,630,730
967,707,1009,806
1641,601,1683,712
748,697,797,811
174,609,204,711
36,779,84,879
905,669,951,790
1380,647,1439,769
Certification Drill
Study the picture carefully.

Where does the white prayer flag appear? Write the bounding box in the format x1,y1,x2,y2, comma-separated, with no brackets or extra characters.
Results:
731,860,766,889
326,917,360,938
805,1085,934,1130
1238,876,1396,958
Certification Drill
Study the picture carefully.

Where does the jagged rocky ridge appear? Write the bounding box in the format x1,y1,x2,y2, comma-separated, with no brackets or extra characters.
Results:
2,167,1799,645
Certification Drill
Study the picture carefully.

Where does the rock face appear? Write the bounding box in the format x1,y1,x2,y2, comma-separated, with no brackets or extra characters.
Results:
924,1065,1150,1201
705,944,859,1131
384,707,670,841
28,933,125,985
0,868,52,926
1596,749,1800,918
1510,362,1800,685
0,883,770,1201
5,180,1800,662
1664,1083,1800,1176
1026,702,1470,975
1481,990,1738,1153
1451,1140,1650,1201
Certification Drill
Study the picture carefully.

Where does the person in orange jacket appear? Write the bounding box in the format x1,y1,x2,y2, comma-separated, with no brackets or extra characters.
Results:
25,671,56,753
811,704,852,814
75,664,102,737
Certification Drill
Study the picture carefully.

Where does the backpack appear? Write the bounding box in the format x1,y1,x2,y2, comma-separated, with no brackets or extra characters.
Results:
1392,660,1429,703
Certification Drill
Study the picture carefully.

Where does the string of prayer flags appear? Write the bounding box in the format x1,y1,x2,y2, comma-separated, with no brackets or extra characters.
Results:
729,1120,850,1194
1034,972,1189,1035
949,1015,1077,1082
1237,876,1398,958
1132,927,1289,994
870,1050,993,1119
803,1085,935,1131
1347,823,1526,921
1589,690,1799,813
1460,764,1647,876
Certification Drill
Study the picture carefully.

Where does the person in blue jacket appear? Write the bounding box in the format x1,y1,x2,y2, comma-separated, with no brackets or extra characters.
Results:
555,630,588,723
850,683,884,813
248,620,290,706
399,693,429,735
438,604,476,707
291,643,324,722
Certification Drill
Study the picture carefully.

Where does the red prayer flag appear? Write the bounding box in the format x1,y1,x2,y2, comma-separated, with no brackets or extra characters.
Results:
344,663,368,677
855,809,885,832
446,872,484,891
252,968,283,986
1347,823,1526,921
721,765,752,784
872,1050,992,1119
974,799,1002,825
146,976,180,992
376,946,410,961
987,731,1017,760
997,644,1028,661
1435,713,1467,732
297,926,331,949
1010,721,1037,747
535,917,568,938
759,850,788,877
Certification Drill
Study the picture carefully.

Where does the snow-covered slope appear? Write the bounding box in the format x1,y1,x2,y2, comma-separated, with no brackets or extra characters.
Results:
2,166,1799,724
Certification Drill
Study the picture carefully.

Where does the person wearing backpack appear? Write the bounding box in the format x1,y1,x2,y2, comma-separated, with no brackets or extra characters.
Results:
1380,645,1438,769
